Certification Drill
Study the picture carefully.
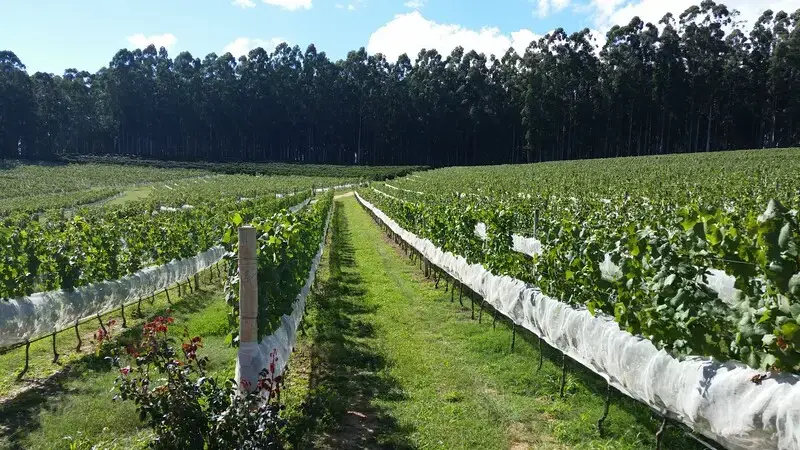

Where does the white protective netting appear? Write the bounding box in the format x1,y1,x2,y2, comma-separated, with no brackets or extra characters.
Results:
355,191,800,450
375,182,737,300
0,246,226,347
372,186,544,258
473,222,543,257
0,194,317,348
236,203,334,387
374,185,738,305
289,198,311,213
314,183,363,194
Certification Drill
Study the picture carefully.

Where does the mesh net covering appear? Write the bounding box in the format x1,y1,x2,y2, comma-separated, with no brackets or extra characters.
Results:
355,191,800,450
373,185,739,303
0,246,226,347
373,187,544,258
0,196,319,348
236,203,334,388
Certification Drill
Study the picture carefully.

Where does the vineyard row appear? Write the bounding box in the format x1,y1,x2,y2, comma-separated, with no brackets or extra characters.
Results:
354,191,799,450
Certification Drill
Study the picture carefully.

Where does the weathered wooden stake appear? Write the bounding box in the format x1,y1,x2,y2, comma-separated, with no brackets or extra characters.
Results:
97,313,107,335
471,293,475,320
537,337,543,371
597,383,612,435
655,417,668,450
237,226,259,392
52,329,59,363
510,323,516,351
532,210,540,279
75,320,82,352
17,340,30,380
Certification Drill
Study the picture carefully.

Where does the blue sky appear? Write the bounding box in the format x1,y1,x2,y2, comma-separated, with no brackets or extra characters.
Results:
2,0,797,74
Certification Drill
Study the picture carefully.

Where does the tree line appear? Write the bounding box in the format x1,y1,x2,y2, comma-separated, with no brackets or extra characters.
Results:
1,1,799,166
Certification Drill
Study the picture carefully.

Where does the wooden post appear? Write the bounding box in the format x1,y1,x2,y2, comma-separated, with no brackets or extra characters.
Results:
239,226,258,344
532,210,539,280
236,226,259,392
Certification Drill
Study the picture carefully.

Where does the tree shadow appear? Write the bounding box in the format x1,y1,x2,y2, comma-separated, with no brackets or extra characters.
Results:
0,353,109,450
286,202,415,449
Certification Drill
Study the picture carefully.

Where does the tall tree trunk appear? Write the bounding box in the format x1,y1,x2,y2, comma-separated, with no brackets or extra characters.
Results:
706,100,713,152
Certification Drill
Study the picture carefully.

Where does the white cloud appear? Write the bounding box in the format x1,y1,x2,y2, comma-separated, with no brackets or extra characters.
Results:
537,0,570,18
367,12,541,62
591,0,800,31
537,0,550,17
126,33,177,50
336,0,364,11
232,0,256,7
262,0,311,11
223,37,286,57
404,0,425,8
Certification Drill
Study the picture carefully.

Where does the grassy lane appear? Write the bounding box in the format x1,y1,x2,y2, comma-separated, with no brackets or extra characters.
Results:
0,283,235,450
284,197,701,450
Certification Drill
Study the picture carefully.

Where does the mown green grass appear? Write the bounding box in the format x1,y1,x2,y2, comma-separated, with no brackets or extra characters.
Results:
282,197,701,450
0,277,234,450
104,186,153,206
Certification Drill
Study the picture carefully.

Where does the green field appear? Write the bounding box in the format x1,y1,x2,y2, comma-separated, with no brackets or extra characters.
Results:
0,150,797,449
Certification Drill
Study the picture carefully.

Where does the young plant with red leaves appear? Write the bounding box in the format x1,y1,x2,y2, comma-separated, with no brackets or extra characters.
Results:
112,316,285,449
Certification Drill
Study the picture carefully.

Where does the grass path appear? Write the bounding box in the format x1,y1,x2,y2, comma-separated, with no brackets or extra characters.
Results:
283,197,701,450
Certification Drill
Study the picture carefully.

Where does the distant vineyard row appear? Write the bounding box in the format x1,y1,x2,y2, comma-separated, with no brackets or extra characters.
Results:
0,174,351,299
58,155,423,179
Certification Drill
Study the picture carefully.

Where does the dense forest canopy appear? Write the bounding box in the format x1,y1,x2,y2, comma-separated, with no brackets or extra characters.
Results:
1,1,799,166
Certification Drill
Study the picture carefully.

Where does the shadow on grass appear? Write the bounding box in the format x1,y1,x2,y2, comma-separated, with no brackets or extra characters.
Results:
286,202,415,450
0,288,218,450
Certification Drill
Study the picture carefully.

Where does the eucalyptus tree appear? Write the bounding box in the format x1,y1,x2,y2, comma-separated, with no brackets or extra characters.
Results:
1,2,799,165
